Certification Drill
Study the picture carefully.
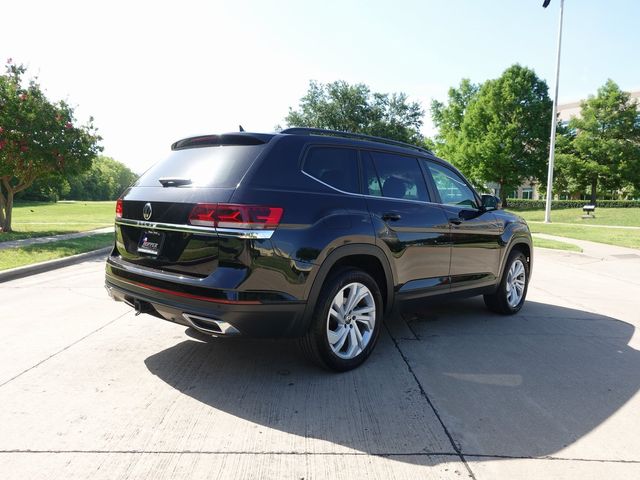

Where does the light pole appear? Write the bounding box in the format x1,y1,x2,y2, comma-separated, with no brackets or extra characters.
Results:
543,0,565,223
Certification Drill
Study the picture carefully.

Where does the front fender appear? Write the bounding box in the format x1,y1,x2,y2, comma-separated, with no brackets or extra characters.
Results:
498,219,533,280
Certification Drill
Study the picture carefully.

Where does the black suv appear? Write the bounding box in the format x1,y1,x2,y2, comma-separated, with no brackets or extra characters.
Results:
105,128,532,371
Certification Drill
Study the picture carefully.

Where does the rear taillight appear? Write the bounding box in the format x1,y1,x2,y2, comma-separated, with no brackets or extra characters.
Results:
188,203,283,230
188,203,217,227
216,204,283,229
115,199,123,218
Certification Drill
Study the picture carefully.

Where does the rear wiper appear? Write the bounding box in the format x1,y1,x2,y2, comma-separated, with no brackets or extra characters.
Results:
159,177,192,187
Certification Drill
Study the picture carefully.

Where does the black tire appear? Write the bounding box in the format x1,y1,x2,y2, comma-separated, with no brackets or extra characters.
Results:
484,250,530,315
299,268,383,372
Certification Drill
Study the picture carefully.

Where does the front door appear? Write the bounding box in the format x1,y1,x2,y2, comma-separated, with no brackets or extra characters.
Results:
423,160,503,292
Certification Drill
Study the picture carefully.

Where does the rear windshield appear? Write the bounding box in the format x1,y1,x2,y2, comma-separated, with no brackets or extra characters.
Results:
135,145,267,188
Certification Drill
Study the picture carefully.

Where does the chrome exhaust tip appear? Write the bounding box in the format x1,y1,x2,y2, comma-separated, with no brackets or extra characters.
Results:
182,313,240,336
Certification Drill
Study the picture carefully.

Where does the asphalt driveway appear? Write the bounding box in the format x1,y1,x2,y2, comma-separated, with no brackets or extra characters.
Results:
0,246,639,479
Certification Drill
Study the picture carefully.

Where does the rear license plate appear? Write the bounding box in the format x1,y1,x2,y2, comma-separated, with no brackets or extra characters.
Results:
137,231,165,255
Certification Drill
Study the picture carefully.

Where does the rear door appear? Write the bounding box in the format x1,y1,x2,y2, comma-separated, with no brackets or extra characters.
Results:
116,138,269,277
362,150,450,297
422,160,502,291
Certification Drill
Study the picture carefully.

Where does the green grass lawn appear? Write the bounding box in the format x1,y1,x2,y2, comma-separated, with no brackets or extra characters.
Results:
511,207,640,227
532,236,582,252
0,232,114,271
528,223,640,249
505,207,640,249
1,201,115,242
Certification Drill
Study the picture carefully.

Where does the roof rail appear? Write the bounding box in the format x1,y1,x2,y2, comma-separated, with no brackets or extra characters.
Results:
280,127,433,155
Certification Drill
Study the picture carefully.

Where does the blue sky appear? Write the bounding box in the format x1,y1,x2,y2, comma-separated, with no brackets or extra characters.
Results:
1,0,638,172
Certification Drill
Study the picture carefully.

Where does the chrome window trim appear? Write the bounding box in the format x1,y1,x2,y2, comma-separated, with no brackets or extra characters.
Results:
301,170,444,208
114,218,274,239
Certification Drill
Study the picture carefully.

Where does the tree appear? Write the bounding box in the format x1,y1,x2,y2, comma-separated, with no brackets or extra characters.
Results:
556,80,640,204
66,156,137,200
285,80,426,146
431,78,479,168
549,121,582,198
431,65,552,204
19,156,136,201
0,60,101,231
17,174,71,202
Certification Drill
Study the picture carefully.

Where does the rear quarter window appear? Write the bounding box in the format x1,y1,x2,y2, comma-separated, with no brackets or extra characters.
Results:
135,145,267,188
302,146,359,193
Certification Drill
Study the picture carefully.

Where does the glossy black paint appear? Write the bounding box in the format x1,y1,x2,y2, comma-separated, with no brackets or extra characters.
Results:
366,196,451,293
105,131,533,338
441,204,502,292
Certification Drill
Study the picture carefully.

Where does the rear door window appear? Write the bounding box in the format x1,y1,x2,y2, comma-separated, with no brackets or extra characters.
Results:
366,151,429,202
303,146,360,193
135,144,267,188
361,153,382,196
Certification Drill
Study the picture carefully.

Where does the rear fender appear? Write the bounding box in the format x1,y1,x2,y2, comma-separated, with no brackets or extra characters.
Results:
300,244,395,334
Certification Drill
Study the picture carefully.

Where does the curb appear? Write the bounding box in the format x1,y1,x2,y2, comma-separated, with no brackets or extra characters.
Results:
0,246,112,284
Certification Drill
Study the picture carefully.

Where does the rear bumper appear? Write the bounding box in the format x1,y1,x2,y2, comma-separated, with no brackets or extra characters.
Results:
105,274,307,338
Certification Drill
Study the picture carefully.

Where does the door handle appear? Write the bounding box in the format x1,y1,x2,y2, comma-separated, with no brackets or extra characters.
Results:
449,217,462,225
382,212,402,222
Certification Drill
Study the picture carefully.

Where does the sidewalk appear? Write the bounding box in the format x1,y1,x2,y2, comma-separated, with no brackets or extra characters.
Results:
528,220,640,230
533,232,640,259
0,227,114,251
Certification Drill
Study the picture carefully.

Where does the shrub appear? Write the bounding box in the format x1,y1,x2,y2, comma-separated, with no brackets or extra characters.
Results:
506,199,640,210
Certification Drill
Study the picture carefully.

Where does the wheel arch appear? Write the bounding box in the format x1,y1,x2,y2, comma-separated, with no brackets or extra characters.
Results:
500,236,533,280
301,244,395,333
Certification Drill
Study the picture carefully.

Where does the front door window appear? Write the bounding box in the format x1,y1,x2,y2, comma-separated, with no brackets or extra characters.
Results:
426,162,477,209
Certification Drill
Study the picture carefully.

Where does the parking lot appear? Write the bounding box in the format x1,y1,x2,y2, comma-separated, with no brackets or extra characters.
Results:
1,246,639,480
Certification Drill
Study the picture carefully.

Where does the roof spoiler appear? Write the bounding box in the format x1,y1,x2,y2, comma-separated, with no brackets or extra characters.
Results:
171,133,271,150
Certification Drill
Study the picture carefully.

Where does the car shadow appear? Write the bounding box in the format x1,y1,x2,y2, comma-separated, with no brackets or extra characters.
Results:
144,299,640,464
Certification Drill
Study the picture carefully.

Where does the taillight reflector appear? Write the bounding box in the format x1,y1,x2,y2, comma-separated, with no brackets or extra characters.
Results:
188,204,283,230
115,199,123,218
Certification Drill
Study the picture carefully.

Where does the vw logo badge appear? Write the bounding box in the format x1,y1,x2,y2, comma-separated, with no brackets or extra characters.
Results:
143,202,153,221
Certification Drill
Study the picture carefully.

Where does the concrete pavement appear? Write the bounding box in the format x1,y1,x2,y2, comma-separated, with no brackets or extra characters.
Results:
0,248,639,479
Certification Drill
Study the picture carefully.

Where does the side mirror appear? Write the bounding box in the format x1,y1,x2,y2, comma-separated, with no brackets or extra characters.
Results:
481,194,501,211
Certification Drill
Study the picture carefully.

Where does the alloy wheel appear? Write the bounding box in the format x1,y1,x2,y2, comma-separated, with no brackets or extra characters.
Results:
326,282,376,359
506,259,526,308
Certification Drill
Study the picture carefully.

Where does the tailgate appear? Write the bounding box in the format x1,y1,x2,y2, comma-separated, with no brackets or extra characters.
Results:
112,138,271,278
115,187,234,278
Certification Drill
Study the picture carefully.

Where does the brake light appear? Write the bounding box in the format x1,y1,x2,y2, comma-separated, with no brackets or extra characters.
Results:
188,204,283,230
115,199,123,218
216,204,283,229
188,203,217,227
